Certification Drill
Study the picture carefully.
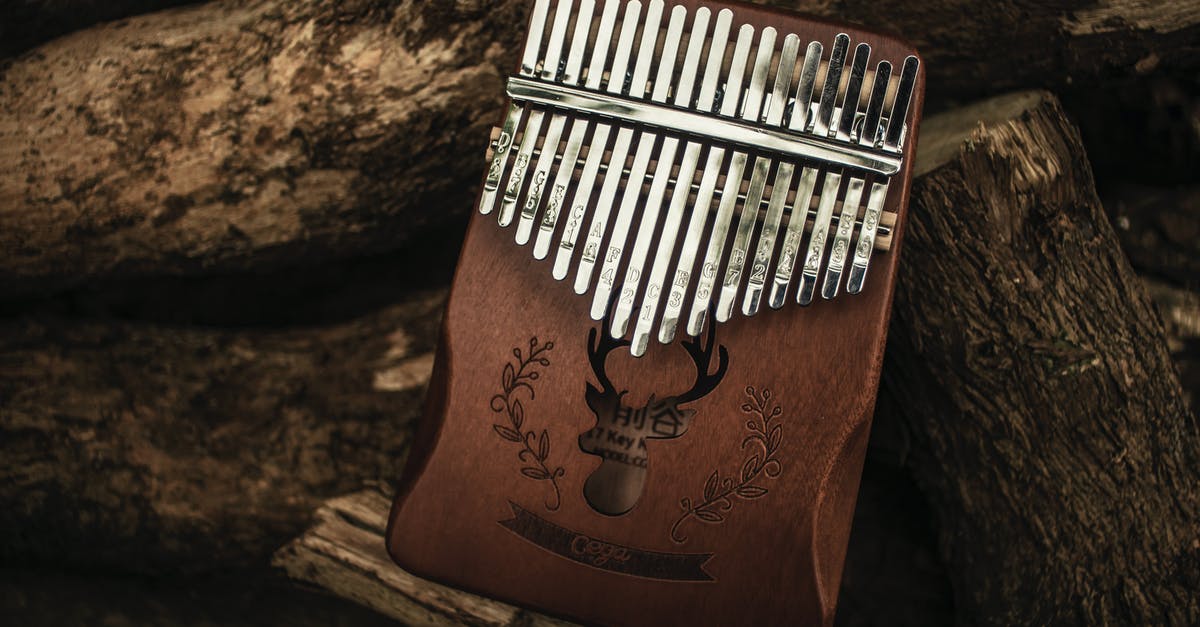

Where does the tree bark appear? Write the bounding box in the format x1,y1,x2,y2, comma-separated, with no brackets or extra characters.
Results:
772,0,1200,101
885,91,1199,625
0,289,445,574
0,0,528,299
3,0,1197,300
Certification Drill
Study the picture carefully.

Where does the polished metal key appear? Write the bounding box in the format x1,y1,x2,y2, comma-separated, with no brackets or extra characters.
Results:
593,2,686,323
716,33,801,323
576,0,666,297
848,55,918,294
658,22,753,343
514,0,593,246
479,0,552,216
497,0,575,227
630,8,732,355
822,43,871,298
533,0,619,261
611,6,712,345
551,0,641,280
766,40,823,310
687,26,777,336
796,33,850,305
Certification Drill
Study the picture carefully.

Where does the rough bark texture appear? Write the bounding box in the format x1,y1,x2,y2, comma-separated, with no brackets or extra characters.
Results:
1105,182,1200,286
3,0,1197,301
0,0,527,299
0,288,445,574
885,91,1199,625
772,0,1200,101
1143,277,1200,410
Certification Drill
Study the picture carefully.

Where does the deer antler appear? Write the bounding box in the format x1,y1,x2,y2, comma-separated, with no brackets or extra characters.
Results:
676,321,730,404
586,326,631,397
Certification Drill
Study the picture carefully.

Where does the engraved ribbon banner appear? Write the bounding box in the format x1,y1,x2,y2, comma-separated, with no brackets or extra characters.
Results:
499,502,714,581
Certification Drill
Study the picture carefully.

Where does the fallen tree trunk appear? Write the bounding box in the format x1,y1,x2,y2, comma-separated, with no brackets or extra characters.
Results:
0,0,529,299
0,289,445,574
274,490,570,627
885,91,1199,625
775,0,1200,101
3,0,1197,301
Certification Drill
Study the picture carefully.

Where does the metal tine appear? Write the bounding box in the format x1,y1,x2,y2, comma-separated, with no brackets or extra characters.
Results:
835,42,870,142
822,42,871,299
479,0,552,215
742,34,805,317
884,55,920,152
765,40,822,311
514,0,594,246
534,0,620,261
575,0,666,297
686,26,777,337
848,55,918,294
821,176,865,298
797,171,842,305
813,33,849,137
612,5,711,348
551,0,641,279
593,2,686,325
658,21,753,344
719,33,801,322
859,60,891,148
796,33,851,306
846,181,889,294
497,0,575,227
631,7,726,355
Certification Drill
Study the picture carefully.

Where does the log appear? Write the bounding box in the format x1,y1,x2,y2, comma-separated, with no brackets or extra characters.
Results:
273,490,571,627
1105,182,1200,286
272,92,1198,626
774,0,1200,100
1142,277,1200,410
0,0,528,299
0,1,195,58
885,91,1199,625
0,288,446,574
4,0,1197,301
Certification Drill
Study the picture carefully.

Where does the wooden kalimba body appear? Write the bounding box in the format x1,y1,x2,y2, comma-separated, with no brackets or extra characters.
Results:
387,1,924,624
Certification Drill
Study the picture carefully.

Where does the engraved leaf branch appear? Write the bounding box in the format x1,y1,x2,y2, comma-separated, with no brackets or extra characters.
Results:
671,386,783,543
490,337,565,511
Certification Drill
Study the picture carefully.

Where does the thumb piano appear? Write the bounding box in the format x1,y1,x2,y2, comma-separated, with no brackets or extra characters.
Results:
387,0,924,624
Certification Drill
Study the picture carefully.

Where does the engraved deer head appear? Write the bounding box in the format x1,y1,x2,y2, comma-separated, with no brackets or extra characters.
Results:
578,323,728,515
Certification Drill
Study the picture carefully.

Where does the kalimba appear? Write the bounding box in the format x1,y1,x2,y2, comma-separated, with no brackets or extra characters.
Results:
387,0,923,624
